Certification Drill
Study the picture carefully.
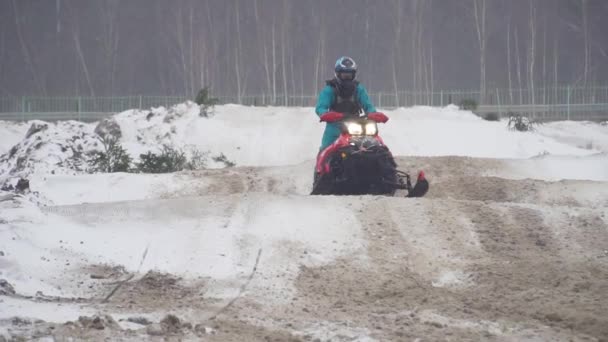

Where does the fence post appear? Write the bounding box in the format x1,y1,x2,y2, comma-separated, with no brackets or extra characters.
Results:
378,92,382,108
139,95,143,109
440,90,443,107
566,85,570,121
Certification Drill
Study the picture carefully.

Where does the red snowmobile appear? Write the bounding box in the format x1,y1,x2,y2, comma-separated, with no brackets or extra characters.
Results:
311,111,429,197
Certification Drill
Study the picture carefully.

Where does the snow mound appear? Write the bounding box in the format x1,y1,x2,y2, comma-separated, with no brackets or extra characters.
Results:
535,120,608,152
380,106,599,158
0,103,236,186
0,120,102,180
1,102,605,187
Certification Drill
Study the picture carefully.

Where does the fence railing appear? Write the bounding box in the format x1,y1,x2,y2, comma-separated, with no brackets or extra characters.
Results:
1,86,607,122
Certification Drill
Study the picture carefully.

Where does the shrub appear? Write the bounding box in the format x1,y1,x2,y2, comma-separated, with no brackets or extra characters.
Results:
88,137,132,173
483,112,500,121
184,147,209,170
458,98,478,111
212,153,236,168
195,86,220,117
135,146,188,173
508,115,535,132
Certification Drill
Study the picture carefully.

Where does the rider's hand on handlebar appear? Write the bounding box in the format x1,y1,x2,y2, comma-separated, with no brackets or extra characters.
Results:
367,112,389,123
319,111,344,123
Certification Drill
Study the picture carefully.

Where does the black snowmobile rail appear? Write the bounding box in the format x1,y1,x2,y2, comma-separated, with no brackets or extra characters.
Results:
382,170,429,198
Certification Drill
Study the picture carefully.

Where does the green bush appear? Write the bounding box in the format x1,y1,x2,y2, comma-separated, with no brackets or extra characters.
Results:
135,146,212,173
459,98,478,111
135,146,188,173
212,153,236,168
195,86,220,117
508,115,535,132
483,112,500,121
184,147,209,170
88,137,132,173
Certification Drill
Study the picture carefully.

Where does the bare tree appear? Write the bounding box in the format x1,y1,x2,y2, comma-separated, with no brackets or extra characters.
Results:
553,25,559,95
527,0,537,106
514,27,523,104
312,3,326,95
581,0,590,88
204,0,219,94
281,0,290,105
64,1,95,97
254,0,272,100
72,31,95,96
542,12,547,104
271,19,277,104
507,14,514,104
410,0,419,97
472,0,487,103
171,1,190,95
0,19,5,89
12,0,46,95
418,0,431,104
234,0,244,103
98,0,120,95
391,0,403,106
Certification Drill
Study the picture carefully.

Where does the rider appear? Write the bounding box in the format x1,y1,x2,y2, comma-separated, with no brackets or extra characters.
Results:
315,56,378,151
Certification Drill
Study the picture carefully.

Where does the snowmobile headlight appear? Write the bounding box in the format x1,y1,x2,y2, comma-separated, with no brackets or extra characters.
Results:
365,122,378,135
346,122,364,135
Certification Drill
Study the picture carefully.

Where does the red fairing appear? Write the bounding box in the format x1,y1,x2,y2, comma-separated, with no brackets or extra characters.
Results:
319,111,344,123
316,134,388,175
316,133,351,174
367,112,389,123
418,170,426,181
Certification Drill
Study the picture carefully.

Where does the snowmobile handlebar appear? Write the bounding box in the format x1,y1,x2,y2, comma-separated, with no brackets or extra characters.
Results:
319,111,344,123
319,111,389,123
367,112,389,123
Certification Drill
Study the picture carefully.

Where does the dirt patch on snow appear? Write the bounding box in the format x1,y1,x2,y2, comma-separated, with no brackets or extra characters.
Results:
102,271,211,313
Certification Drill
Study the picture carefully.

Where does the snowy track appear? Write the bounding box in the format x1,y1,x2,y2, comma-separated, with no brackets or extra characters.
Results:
2,156,608,341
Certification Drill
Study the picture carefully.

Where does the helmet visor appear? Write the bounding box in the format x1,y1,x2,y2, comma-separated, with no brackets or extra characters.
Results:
337,71,355,81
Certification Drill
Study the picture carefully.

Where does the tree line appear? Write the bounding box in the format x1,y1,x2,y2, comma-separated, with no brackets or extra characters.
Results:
1,0,606,100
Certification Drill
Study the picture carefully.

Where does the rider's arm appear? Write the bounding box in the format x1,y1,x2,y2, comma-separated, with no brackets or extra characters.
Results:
315,86,335,116
357,84,377,114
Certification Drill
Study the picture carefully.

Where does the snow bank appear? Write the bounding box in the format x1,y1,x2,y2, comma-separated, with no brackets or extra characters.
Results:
380,106,598,158
0,120,102,181
491,153,608,182
535,120,608,152
0,103,605,184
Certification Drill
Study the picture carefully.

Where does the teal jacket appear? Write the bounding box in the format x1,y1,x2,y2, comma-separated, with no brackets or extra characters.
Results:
315,83,377,116
314,83,377,151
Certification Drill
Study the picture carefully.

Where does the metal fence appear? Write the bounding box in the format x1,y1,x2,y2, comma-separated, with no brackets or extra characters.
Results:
1,86,607,122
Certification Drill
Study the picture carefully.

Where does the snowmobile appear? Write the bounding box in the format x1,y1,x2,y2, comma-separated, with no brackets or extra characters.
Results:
311,111,429,197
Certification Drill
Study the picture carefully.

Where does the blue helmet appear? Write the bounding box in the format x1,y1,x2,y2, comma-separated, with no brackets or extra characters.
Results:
334,56,357,81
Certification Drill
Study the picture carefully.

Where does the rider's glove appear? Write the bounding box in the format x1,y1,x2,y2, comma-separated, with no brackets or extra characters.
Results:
367,112,389,123
319,111,344,123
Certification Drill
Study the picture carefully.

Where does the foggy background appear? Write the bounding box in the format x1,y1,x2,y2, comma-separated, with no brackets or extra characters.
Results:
1,0,607,99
